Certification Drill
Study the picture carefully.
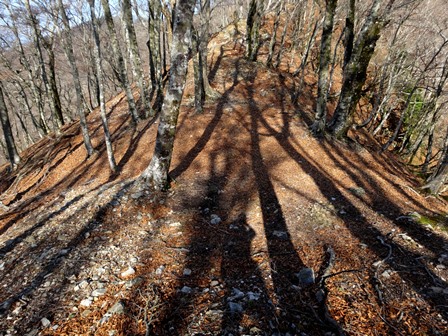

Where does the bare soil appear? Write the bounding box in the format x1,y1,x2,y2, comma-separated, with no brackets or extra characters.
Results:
0,29,447,336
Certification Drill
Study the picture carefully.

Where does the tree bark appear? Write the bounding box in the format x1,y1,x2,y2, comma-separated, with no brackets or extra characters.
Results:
246,0,264,61
100,0,139,124
266,1,283,68
122,0,152,116
311,0,338,136
58,0,95,157
88,0,117,172
0,83,20,169
327,0,385,139
141,0,196,190
423,128,448,195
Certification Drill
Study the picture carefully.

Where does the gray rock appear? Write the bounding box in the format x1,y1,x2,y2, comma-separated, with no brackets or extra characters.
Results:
228,302,243,313
183,268,192,276
348,187,366,196
91,288,107,297
228,288,245,301
108,301,126,314
41,317,51,327
180,286,193,294
80,298,93,307
210,280,220,287
25,329,39,336
272,231,288,240
296,268,315,287
121,267,135,278
155,265,165,275
210,214,222,225
126,277,144,289
247,291,260,301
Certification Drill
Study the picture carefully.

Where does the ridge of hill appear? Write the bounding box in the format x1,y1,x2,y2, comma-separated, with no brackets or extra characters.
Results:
0,26,447,336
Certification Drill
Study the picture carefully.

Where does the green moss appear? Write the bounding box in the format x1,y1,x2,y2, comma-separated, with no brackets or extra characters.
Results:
411,212,448,233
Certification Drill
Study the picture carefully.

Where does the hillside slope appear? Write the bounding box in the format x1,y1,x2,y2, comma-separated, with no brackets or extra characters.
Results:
0,32,447,336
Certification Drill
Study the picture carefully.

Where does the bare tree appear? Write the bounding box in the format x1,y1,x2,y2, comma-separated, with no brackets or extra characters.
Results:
0,83,20,168
141,0,196,190
311,0,338,136
88,0,117,172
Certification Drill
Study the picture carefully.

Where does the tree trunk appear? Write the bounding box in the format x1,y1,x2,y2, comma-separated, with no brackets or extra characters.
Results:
192,29,204,114
423,129,448,195
122,0,152,116
100,0,139,124
88,0,117,172
25,0,63,131
0,83,20,169
327,0,384,139
343,0,355,70
246,0,264,61
266,2,282,68
311,0,338,136
58,0,95,157
141,0,196,190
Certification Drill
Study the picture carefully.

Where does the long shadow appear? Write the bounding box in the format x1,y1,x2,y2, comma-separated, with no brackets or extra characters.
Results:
256,80,448,330
245,70,341,334
170,58,241,180
0,180,133,320
323,140,448,268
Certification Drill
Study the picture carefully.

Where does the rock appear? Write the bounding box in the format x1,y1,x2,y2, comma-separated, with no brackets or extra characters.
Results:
296,268,315,287
121,267,136,278
210,214,222,225
126,277,144,289
429,287,444,294
228,302,243,313
100,301,126,324
91,288,107,297
130,257,138,263
131,192,144,199
81,310,92,318
228,288,245,301
25,330,39,336
247,291,260,301
180,286,193,294
183,268,192,276
80,298,93,307
272,231,288,240
108,301,126,314
155,266,165,275
170,222,182,227
381,270,393,278
210,280,220,287
41,317,51,327
348,187,366,196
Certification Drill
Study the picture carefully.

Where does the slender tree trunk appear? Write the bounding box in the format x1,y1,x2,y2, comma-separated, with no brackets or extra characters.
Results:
343,0,355,70
58,0,95,157
423,128,448,194
141,0,196,190
327,0,385,139
100,0,139,124
192,29,204,114
25,0,63,130
266,2,282,68
311,0,337,136
88,0,117,172
0,83,20,169
122,0,152,117
246,0,264,61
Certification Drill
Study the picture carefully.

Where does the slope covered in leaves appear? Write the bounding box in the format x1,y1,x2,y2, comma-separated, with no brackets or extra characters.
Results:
0,25,447,336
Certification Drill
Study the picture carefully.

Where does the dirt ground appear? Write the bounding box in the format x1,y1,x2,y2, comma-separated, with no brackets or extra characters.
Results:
0,26,448,336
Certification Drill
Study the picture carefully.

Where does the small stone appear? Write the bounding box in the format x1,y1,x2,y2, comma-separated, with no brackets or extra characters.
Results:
210,280,219,287
126,277,144,289
121,267,136,278
81,310,92,317
436,264,446,270
247,291,260,301
228,302,243,313
429,287,444,294
381,270,393,278
272,230,288,239
170,222,182,227
130,257,138,263
183,268,192,276
79,280,89,289
180,286,192,294
131,192,144,199
25,330,39,336
296,268,315,287
108,301,126,315
91,288,107,297
80,298,92,307
210,214,222,225
155,266,165,275
41,317,51,328
348,187,366,196
228,288,244,300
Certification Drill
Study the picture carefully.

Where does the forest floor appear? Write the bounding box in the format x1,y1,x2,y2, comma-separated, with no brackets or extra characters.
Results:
0,28,448,336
